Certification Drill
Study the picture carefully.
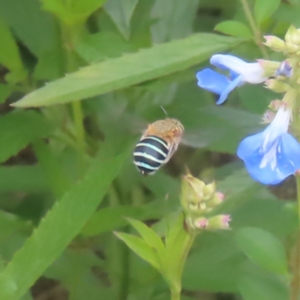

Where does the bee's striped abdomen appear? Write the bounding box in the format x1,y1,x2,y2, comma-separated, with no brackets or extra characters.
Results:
133,136,169,175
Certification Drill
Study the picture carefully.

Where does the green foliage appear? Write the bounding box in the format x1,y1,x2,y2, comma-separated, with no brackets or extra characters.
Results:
0,145,129,299
0,0,297,299
0,111,53,163
235,227,288,274
41,0,108,25
13,33,243,108
104,0,138,40
254,0,281,26
0,17,25,83
238,273,289,300
215,20,253,38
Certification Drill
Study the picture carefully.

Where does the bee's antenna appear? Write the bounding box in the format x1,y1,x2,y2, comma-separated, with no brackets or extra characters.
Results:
160,106,168,117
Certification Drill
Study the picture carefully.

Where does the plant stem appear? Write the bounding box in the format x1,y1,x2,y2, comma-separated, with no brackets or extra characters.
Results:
290,233,300,300
177,232,196,281
240,0,269,59
171,231,196,300
291,176,300,300
61,21,86,173
171,287,181,300
72,100,85,157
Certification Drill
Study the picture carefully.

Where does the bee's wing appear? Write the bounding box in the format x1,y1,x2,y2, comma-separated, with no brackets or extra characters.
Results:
180,129,214,149
164,143,178,163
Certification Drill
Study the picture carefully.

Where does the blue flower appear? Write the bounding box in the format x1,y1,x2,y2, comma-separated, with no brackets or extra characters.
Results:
237,106,300,185
196,54,266,104
275,60,293,77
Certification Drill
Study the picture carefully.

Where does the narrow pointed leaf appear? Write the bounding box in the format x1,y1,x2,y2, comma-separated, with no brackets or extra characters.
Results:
165,212,185,250
115,232,161,271
13,34,244,107
0,146,129,300
0,17,24,74
126,218,166,256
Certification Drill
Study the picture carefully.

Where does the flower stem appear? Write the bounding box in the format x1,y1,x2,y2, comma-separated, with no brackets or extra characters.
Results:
240,0,269,59
291,176,300,300
290,233,300,300
296,176,300,229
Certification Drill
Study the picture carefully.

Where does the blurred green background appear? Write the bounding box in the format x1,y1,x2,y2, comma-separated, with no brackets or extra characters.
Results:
0,0,299,299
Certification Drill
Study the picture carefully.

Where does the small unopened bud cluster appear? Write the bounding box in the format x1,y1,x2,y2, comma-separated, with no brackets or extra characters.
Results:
180,173,230,231
264,26,300,55
260,26,300,123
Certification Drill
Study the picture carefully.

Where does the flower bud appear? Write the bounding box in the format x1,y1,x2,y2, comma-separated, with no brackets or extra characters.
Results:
285,41,298,54
203,181,216,201
285,25,300,44
264,79,290,93
263,36,285,52
188,215,231,231
206,215,231,230
257,60,280,77
268,99,282,111
193,217,209,229
206,191,224,209
180,173,206,213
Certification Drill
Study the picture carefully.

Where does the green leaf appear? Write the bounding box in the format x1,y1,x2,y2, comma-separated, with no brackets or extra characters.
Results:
45,250,112,300
215,21,252,38
13,33,244,107
183,232,242,293
81,200,173,236
76,31,134,63
273,3,300,27
0,17,24,76
0,0,63,80
165,212,185,251
0,145,129,300
21,293,33,300
0,166,48,193
0,84,12,104
126,218,166,256
104,0,138,40
32,139,72,198
151,0,200,43
0,211,32,243
115,232,161,271
41,0,108,25
0,111,53,163
235,227,288,274
238,273,289,300
254,0,281,26
178,105,261,154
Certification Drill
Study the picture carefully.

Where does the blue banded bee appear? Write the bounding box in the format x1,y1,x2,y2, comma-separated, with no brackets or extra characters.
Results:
133,118,184,175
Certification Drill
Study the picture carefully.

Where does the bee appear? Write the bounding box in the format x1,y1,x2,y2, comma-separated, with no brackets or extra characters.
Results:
133,118,184,175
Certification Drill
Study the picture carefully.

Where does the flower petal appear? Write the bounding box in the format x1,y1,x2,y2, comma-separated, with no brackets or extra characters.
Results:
237,132,300,185
216,74,242,105
210,54,247,73
210,54,266,84
196,68,229,95
196,68,242,105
